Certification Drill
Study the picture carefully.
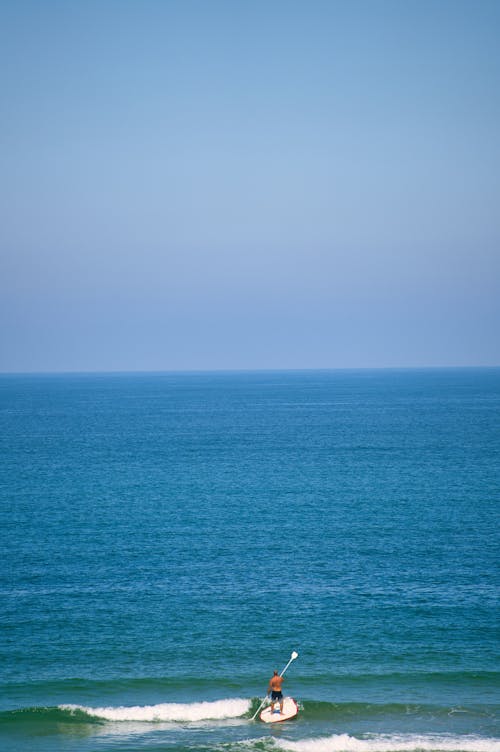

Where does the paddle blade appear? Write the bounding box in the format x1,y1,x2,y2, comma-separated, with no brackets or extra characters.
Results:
291,651,299,660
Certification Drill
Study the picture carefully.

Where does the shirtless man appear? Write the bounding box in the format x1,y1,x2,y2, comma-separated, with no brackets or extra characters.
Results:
267,670,284,714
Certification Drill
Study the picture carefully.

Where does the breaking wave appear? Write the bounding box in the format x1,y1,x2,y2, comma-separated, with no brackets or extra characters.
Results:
272,733,500,752
60,697,251,722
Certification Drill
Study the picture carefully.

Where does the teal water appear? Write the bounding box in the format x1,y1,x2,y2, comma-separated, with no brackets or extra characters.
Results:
1,369,499,752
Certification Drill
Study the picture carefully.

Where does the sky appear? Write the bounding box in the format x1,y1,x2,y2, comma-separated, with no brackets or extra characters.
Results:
1,0,499,372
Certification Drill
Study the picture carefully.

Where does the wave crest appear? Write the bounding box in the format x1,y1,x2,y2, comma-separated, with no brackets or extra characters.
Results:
60,697,251,722
273,734,500,752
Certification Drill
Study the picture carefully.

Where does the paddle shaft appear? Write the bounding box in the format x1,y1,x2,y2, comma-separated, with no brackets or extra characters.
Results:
279,655,296,678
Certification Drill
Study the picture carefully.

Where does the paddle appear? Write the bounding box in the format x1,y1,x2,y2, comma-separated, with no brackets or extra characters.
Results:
251,650,299,720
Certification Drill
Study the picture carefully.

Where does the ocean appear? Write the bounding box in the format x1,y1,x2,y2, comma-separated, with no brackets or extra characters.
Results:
1,368,498,752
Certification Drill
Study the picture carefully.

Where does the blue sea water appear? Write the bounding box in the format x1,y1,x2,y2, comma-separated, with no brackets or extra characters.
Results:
0,368,499,752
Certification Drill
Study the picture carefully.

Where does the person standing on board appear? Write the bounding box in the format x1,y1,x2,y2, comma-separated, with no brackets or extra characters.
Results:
267,670,285,714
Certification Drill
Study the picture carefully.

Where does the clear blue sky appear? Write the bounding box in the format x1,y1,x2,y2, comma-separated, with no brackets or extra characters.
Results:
1,0,499,372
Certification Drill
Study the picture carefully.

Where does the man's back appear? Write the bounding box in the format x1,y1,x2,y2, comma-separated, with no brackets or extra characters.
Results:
269,674,283,691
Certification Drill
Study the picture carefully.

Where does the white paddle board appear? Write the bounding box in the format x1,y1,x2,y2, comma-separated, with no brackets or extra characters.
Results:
260,696,298,723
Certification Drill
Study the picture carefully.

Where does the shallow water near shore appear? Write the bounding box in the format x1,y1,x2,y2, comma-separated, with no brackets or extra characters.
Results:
1,369,499,751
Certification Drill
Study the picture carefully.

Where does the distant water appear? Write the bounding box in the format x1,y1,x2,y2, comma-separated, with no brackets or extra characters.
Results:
1,369,499,752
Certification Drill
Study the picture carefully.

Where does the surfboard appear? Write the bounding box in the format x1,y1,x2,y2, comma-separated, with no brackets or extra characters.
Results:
259,696,298,723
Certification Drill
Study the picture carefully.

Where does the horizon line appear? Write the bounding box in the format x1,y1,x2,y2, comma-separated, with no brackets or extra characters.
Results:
1,364,499,377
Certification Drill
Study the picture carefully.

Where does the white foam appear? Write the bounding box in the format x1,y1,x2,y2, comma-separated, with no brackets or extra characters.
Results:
273,733,500,752
61,697,251,722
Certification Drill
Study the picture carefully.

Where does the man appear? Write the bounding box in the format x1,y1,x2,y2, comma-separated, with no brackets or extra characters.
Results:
267,670,284,714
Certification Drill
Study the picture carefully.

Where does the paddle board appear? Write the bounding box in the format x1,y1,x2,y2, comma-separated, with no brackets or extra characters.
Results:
260,696,298,723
